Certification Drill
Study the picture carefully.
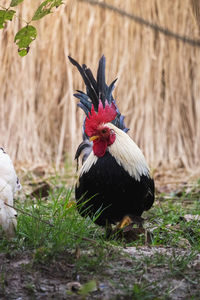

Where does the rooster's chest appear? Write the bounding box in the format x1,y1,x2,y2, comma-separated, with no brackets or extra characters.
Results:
75,152,154,226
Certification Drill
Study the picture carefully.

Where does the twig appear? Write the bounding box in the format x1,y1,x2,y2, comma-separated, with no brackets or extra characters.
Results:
168,279,185,295
4,202,97,244
5,202,54,227
79,0,200,47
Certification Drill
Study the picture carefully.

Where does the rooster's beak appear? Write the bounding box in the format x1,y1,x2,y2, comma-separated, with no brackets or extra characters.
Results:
89,135,99,142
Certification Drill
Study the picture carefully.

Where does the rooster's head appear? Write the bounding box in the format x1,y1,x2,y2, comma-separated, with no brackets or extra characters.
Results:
85,101,117,157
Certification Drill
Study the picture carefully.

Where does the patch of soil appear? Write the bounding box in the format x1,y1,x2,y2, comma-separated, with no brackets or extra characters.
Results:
0,247,199,299
0,251,80,300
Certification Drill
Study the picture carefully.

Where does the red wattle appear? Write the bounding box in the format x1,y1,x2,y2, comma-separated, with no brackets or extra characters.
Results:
93,140,107,157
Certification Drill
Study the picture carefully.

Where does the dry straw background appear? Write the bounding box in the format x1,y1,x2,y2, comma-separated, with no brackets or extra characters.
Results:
0,0,200,176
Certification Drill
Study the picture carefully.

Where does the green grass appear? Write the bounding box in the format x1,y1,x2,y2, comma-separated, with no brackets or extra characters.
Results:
0,176,199,299
15,188,104,257
123,180,200,251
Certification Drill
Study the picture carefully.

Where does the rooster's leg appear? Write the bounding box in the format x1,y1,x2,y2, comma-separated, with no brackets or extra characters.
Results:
117,215,144,229
116,215,133,229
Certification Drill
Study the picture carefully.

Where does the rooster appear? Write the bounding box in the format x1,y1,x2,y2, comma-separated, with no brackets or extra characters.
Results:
69,56,154,231
0,148,21,237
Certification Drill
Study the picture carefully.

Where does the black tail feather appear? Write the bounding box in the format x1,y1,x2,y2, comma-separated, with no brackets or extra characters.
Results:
74,91,91,116
97,55,106,104
83,64,99,110
68,56,98,109
107,78,118,102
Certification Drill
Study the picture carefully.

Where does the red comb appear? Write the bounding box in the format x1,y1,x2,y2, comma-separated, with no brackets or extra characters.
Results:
85,101,117,136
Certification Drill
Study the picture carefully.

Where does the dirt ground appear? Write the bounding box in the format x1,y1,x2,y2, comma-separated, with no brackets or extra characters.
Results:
0,246,199,300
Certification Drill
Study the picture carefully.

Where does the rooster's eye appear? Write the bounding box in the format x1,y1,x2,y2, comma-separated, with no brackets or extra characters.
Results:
101,129,107,134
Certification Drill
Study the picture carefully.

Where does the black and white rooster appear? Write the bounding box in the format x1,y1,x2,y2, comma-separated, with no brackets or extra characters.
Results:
69,56,154,231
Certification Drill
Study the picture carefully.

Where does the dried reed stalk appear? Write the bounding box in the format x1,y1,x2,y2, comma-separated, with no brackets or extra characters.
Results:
0,0,199,175
191,0,200,33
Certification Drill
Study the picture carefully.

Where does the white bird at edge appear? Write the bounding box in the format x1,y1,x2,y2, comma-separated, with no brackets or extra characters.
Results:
0,148,21,237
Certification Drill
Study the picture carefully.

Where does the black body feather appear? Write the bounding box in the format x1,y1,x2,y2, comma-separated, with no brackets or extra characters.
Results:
75,152,154,227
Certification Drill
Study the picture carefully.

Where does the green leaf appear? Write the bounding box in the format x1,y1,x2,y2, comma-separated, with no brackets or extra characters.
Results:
78,280,97,296
0,9,15,29
18,48,29,57
14,25,37,57
32,0,63,21
10,0,24,7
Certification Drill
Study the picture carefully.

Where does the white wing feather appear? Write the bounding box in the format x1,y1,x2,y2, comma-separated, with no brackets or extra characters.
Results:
107,123,150,181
